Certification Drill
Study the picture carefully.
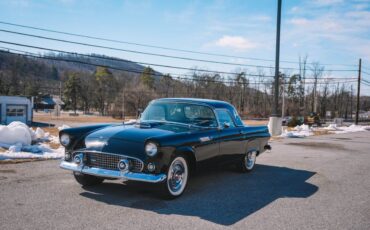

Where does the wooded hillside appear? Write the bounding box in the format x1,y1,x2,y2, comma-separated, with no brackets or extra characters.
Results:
0,51,369,118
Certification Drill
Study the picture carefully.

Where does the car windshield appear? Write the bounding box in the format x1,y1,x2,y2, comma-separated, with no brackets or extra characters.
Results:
140,102,218,127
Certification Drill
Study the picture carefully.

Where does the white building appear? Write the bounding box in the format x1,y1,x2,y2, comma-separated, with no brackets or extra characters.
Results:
0,96,33,125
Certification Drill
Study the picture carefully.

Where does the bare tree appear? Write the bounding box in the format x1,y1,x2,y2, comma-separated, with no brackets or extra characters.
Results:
310,62,325,113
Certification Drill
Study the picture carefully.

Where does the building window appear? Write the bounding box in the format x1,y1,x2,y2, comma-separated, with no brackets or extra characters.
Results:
6,106,26,117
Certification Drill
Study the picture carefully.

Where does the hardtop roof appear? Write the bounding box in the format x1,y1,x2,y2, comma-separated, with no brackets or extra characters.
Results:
153,98,234,109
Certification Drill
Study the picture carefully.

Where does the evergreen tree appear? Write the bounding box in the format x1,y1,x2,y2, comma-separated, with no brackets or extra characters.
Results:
63,73,82,114
51,66,59,80
140,66,155,89
94,66,118,115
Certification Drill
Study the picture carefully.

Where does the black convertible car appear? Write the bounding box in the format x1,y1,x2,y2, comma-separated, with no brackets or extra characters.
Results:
60,98,271,198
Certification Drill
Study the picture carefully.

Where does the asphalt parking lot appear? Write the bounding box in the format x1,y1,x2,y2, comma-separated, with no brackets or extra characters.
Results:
1,131,370,230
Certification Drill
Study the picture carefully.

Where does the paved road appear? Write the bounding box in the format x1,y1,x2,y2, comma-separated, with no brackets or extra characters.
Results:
1,132,370,230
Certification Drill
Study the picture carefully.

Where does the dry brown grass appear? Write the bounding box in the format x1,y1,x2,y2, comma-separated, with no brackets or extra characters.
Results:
41,127,60,137
33,113,130,123
48,142,61,149
312,130,331,136
243,120,268,126
0,158,49,164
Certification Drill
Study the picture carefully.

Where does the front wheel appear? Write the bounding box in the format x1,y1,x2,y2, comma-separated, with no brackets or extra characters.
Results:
161,156,189,199
73,172,104,186
238,151,257,173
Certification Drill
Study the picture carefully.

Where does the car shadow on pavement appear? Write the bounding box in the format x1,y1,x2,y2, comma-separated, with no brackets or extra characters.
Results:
80,164,318,226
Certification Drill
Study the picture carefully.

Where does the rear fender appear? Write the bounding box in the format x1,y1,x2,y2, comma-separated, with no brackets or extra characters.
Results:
245,139,260,155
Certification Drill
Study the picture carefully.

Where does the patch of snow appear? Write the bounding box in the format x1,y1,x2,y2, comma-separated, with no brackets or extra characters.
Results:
8,143,23,152
0,121,34,146
58,124,71,131
34,127,46,139
124,119,137,125
281,123,370,138
0,146,64,160
0,121,64,160
281,124,314,138
323,124,343,131
329,124,370,134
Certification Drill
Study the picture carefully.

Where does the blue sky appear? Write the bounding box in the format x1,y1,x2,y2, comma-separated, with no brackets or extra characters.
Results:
0,0,370,92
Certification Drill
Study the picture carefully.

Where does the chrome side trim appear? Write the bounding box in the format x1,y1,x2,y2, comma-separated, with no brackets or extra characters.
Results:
60,161,166,183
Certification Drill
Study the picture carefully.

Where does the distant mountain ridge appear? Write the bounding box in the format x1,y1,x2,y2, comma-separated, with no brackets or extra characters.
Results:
40,52,162,76
0,50,161,79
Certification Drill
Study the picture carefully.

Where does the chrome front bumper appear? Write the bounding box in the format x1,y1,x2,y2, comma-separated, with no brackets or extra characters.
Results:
60,161,166,183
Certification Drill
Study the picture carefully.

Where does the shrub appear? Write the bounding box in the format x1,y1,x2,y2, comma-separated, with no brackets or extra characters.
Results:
287,116,303,127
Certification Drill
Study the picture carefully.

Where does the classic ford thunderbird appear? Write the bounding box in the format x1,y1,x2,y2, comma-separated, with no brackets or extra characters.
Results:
59,98,271,198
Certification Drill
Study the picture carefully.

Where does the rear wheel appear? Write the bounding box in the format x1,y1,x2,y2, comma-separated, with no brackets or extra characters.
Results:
161,156,189,199
238,151,257,173
73,172,104,186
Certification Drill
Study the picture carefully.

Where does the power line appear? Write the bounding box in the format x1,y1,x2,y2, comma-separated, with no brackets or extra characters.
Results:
361,81,370,87
0,28,359,73
362,79,370,84
0,29,279,70
0,41,357,82
362,70,370,76
0,47,357,87
0,40,273,77
0,48,270,85
0,20,360,67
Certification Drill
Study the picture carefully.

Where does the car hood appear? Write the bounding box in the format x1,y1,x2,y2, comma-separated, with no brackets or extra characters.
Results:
83,123,191,160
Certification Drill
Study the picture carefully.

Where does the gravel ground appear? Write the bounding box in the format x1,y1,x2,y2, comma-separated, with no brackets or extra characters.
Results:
0,131,369,230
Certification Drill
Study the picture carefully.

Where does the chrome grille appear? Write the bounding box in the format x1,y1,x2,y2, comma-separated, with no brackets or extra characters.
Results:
79,152,143,172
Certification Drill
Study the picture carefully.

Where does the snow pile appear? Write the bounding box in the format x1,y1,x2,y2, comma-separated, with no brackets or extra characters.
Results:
0,146,64,160
281,124,314,138
0,122,34,147
281,123,370,138
323,124,343,131
58,124,71,131
327,124,370,134
0,122,65,160
34,127,46,139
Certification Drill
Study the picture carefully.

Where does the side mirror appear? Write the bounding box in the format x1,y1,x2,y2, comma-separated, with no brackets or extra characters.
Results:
223,122,230,129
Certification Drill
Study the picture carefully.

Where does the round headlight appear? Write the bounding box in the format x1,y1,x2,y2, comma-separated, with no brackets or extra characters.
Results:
60,134,70,146
145,142,158,156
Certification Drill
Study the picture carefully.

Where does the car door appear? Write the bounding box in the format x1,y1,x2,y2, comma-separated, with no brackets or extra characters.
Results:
193,128,221,161
215,109,244,159
185,104,221,162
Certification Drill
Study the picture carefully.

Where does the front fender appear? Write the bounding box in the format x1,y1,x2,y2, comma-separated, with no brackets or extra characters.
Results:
148,145,196,175
173,146,197,173
59,124,115,151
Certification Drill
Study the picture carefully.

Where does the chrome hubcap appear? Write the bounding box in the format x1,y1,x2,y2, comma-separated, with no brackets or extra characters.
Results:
167,157,188,196
245,151,257,170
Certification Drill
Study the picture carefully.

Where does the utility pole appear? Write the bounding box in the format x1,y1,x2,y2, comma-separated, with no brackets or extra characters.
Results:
273,0,281,116
269,0,282,135
59,81,62,99
281,77,285,118
350,85,353,119
122,90,125,121
355,58,361,125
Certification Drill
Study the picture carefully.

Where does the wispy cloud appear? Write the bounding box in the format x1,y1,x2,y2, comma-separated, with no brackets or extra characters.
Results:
284,0,370,59
312,0,343,6
213,35,257,50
